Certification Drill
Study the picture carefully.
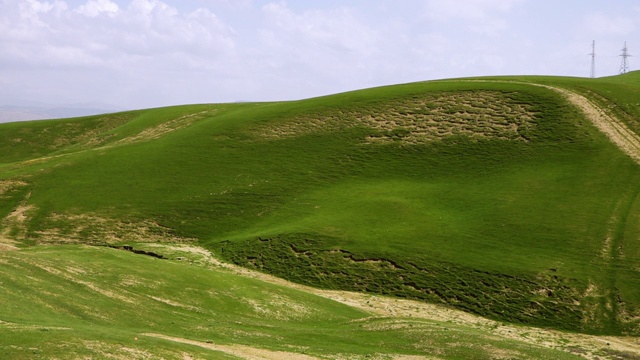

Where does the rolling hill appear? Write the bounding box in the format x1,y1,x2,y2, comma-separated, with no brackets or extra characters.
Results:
1,72,640,359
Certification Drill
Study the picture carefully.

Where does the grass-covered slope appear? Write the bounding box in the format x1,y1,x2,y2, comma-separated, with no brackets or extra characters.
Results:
2,72,640,336
1,245,591,359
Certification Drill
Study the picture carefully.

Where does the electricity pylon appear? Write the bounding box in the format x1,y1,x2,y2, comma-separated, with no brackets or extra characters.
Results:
619,41,631,74
589,40,596,78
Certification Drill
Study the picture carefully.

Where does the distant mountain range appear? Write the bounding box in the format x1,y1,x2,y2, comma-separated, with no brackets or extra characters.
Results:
0,104,122,123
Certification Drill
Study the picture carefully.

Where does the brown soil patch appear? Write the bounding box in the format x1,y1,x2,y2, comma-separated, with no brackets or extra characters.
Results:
332,355,435,360
256,91,537,144
147,295,202,312
0,180,28,196
145,243,213,258
243,293,313,320
49,114,135,150
113,109,217,146
0,188,33,249
0,320,71,331
5,204,33,224
0,243,18,251
82,340,156,360
142,333,321,360
34,213,195,245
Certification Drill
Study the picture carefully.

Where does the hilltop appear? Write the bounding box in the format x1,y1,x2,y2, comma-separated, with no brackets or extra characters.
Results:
1,72,640,359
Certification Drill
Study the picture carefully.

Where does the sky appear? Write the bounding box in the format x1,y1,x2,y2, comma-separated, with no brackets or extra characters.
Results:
1,0,638,111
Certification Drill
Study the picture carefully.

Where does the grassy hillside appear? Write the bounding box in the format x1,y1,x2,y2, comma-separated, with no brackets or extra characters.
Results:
2,244,597,359
2,72,640,345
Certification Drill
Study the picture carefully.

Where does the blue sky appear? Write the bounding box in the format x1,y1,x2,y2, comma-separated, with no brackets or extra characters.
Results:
1,0,638,110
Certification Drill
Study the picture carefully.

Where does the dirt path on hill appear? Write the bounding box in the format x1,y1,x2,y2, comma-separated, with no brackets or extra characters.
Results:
142,333,323,360
462,79,640,164
539,84,640,163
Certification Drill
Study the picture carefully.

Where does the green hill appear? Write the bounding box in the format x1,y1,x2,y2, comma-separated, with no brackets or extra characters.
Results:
2,72,640,358
1,244,593,359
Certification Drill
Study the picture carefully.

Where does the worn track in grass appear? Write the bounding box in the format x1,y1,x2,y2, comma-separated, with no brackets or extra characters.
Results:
464,80,640,164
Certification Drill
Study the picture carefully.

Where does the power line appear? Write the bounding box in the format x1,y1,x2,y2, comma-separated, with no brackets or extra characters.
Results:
619,41,631,74
589,40,596,78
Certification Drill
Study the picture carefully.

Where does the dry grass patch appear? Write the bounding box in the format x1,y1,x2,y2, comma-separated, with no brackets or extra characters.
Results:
147,295,203,312
53,114,136,149
26,260,137,304
0,180,28,196
142,333,322,360
112,109,217,146
0,320,71,331
243,293,313,320
0,186,33,248
331,354,436,360
34,213,195,245
82,340,156,360
256,91,537,144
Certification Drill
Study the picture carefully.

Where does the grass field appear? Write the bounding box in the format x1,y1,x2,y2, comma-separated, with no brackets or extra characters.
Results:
2,72,640,357
1,245,596,360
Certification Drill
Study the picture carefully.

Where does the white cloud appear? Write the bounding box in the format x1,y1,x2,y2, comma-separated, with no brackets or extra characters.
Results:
16,0,67,27
424,0,524,20
20,0,67,15
251,1,386,98
424,0,524,37
43,44,104,66
0,0,638,111
2,0,236,66
584,12,635,36
470,18,508,35
261,1,377,56
76,0,119,17
0,0,241,107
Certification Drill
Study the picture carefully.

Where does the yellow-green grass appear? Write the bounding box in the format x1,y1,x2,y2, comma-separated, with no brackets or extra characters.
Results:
0,245,584,359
